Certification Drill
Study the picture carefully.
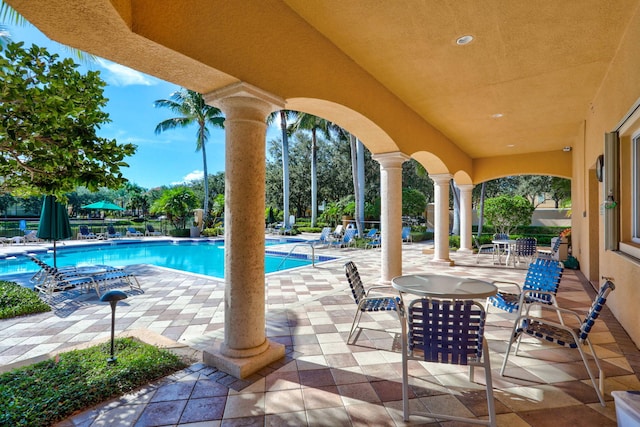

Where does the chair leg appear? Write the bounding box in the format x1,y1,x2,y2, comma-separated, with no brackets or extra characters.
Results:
347,309,364,344
401,315,410,422
500,328,521,375
581,339,606,406
483,339,497,427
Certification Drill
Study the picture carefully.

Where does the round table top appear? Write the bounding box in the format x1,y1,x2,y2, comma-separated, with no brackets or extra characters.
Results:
391,274,497,299
492,239,517,244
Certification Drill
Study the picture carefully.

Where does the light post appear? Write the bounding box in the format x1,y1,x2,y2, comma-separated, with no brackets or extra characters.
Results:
100,290,128,364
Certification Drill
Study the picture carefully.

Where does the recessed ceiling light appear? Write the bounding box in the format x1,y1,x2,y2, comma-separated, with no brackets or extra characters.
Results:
491,113,503,118
456,35,474,45
507,144,515,148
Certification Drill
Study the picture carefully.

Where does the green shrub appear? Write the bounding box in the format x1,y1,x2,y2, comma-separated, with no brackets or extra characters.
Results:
449,235,460,249
0,338,187,426
202,227,223,237
298,226,323,233
169,228,190,237
0,281,50,319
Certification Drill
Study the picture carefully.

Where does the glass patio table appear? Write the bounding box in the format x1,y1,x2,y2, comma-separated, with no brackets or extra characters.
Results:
391,274,497,300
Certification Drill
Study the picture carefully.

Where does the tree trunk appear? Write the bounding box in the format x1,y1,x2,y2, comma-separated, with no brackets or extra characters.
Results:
201,137,209,225
311,129,317,227
349,134,363,237
477,182,486,237
280,111,290,228
450,181,460,235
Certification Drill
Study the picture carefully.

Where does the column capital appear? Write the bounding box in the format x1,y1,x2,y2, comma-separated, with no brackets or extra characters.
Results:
372,151,410,168
457,184,474,192
204,82,285,114
430,173,453,184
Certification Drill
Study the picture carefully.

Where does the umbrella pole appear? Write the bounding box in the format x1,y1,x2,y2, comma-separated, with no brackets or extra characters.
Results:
53,240,57,268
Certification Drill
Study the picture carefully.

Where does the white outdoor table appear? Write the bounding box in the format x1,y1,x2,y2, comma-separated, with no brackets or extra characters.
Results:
492,239,517,266
391,274,497,299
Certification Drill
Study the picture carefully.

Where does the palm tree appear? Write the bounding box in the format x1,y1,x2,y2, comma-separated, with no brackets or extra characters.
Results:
154,89,225,224
290,113,332,227
267,110,300,228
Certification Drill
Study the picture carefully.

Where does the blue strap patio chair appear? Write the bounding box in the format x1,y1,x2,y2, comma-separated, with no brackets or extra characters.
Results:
344,261,403,345
514,237,537,266
401,298,496,426
500,280,615,407
487,258,564,319
401,226,412,243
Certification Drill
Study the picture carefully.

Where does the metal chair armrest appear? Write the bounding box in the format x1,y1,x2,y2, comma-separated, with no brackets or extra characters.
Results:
521,302,582,325
491,280,523,294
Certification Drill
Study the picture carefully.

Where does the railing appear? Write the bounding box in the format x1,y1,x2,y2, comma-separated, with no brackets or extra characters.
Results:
276,243,318,270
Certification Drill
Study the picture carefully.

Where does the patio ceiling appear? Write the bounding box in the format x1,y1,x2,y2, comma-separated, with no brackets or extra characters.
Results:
7,0,640,169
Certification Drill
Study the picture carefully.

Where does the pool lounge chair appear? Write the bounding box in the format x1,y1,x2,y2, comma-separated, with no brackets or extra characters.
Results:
309,227,332,247
24,230,43,243
28,255,142,298
126,227,143,237
77,225,97,240
331,228,356,248
106,225,121,238
145,224,162,236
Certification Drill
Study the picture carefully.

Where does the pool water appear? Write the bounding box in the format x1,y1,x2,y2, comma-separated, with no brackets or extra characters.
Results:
0,239,332,279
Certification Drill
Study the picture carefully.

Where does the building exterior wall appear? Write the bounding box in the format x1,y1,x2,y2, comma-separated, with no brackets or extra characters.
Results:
577,6,640,347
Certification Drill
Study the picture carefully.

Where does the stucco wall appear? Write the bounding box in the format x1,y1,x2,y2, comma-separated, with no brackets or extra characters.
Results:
582,6,640,348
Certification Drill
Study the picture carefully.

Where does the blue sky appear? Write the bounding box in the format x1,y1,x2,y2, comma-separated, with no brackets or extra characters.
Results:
6,22,279,189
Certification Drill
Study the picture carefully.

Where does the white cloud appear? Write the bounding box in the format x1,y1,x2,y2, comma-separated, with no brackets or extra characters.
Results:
97,59,158,87
171,170,203,186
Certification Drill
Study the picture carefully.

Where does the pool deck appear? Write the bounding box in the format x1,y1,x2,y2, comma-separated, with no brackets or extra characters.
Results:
0,234,638,426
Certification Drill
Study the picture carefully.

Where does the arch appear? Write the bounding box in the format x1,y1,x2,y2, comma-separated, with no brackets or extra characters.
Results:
473,152,572,184
286,98,399,154
411,151,448,175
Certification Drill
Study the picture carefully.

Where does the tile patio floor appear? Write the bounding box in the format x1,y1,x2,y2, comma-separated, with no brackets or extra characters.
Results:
0,235,638,426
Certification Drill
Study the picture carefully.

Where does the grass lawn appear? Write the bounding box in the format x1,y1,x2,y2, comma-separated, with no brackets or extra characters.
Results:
0,337,189,426
0,281,51,319
0,280,190,426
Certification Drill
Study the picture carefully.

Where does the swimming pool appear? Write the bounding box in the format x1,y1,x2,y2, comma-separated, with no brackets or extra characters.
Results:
0,238,335,279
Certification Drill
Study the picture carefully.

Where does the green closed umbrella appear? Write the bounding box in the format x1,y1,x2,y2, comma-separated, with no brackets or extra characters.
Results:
37,195,73,267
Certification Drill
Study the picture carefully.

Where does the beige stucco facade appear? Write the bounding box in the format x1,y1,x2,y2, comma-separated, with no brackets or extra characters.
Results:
8,0,640,366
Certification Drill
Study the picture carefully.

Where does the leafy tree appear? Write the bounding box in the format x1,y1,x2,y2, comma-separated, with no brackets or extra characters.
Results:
154,89,225,223
0,42,136,200
484,195,535,236
150,187,198,229
516,175,552,207
550,177,571,208
0,193,15,215
403,160,433,203
402,188,427,217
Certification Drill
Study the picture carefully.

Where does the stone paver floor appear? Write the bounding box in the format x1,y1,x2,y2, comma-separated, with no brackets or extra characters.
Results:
0,235,638,426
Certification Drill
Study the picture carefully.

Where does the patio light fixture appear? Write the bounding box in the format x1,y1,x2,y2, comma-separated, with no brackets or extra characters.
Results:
100,290,128,364
456,35,474,45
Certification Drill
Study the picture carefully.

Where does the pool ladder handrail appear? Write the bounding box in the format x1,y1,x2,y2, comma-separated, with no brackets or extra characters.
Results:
276,243,317,270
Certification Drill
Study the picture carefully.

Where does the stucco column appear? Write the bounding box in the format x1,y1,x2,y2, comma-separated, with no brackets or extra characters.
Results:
457,184,474,254
203,83,285,378
431,173,454,265
372,152,410,283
